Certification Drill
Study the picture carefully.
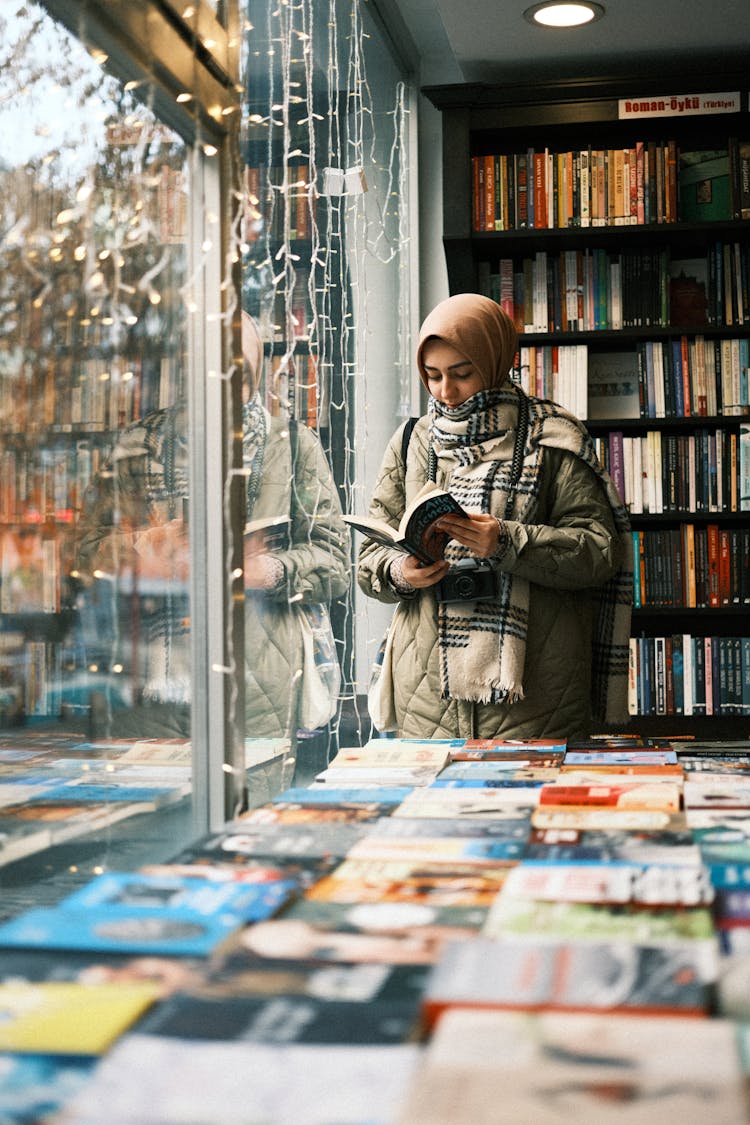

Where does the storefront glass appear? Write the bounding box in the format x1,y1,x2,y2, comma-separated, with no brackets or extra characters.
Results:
239,0,417,787
0,1,199,904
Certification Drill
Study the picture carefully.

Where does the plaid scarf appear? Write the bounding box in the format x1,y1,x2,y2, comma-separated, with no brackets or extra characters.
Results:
429,385,633,726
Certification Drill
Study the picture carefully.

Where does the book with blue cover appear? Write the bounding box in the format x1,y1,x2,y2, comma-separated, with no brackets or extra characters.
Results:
0,871,296,957
269,787,413,807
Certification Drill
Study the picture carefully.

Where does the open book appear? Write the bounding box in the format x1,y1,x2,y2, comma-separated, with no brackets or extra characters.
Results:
244,515,291,551
343,482,469,564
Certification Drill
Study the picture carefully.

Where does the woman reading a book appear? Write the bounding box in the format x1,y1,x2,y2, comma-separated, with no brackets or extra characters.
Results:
358,292,632,741
75,310,349,790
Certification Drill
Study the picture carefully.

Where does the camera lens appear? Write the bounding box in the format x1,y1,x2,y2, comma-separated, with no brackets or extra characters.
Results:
456,576,475,598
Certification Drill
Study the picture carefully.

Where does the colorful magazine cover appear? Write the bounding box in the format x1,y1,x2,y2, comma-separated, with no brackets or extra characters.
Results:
0,871,297,957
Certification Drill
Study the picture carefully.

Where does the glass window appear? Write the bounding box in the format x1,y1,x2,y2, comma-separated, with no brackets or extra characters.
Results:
0,1,198,906
239,0,417,792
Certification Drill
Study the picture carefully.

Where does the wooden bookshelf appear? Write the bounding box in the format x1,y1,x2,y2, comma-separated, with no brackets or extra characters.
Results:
425,71,750,738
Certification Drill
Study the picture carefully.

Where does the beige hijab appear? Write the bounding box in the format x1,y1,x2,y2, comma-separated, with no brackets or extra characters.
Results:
416,293,518,391
242,309,265,400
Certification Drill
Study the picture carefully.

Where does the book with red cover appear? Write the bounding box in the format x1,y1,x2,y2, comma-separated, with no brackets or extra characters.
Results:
538,782,681,812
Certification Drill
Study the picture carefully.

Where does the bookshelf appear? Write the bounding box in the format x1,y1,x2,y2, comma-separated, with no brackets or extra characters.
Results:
424,72,750,738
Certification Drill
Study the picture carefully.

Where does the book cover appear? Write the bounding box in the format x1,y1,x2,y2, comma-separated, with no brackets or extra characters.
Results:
0,1053,96,1123
243,513,291,548
62,1034,421,1125
562,749,678,765
538,782,681,812
586,351,641,420
678,148,731,222
312,766,439,788
136,985,424,1045
684,780,750,809
238,901,486,964
555,768,683,786
270,786,413,806
523,826,700,867
365,814,531,840
303,856,511,907
207,820,373,858
0,979,159,1054
395,1008,745,1125
171,834,339,888
484,894,715,945
0,872,297,957
240,802,390,827
343,481,469,564
436,763,559,784
344,833,524,866
392,787,539,820
531,805,691,834
430,776,547,790
440,758,561,775
499,860,714,907
451,740,565,764
0,527,58,614
421,937,717,1025
326,741,454,770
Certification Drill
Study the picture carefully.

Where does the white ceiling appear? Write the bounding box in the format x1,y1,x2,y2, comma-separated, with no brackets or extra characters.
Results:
381,0,750,87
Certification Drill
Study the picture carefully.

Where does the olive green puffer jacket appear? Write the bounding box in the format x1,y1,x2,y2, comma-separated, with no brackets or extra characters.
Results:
244,414,350,738
75,406,349,741
357,415,623,741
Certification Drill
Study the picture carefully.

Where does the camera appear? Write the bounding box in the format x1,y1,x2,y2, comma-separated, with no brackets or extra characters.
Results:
436,558,498,603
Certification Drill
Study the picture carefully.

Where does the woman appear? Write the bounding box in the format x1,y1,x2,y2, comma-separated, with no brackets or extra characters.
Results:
75,311,350,777
358,293,632,741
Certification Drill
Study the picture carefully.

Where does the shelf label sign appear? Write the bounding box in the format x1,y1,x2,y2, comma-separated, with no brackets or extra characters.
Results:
618,92,741,119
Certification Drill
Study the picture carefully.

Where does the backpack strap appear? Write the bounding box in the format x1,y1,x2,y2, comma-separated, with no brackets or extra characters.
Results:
400,416,418,466
400,415,437,483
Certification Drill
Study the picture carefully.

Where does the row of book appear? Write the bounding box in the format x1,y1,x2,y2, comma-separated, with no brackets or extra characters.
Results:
471,138,750,232
0,735,195,867
631,525,750,609
0,735,290,867
629,634,750,717
635,336,750,419
0,352,183,436
593,426,750,514
481,240,750,335
1,733,750,1120
0,441,104,525
517,340,750,429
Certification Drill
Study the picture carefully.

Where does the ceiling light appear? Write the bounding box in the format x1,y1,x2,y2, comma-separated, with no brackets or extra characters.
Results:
524,2,604,27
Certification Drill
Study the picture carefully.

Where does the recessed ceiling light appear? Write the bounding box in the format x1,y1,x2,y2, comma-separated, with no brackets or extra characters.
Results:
524,2,605,27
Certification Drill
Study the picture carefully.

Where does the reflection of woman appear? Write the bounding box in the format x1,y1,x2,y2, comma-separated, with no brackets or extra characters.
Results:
358,294,632,742
238,311,349,749
75,310,349,773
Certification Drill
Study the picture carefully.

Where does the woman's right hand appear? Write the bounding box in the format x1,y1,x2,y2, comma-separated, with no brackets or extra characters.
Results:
399,554,450,589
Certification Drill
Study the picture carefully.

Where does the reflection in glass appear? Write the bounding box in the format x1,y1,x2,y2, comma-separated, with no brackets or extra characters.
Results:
240,0,415,770
0,2,193,890
239,310,349,795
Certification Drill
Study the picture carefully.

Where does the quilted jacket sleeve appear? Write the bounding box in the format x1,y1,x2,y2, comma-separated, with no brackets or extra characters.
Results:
263,420,351,606
495,448,622,590
356,419,425,604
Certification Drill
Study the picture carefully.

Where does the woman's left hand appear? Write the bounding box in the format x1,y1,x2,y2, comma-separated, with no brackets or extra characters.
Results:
436,513,502,559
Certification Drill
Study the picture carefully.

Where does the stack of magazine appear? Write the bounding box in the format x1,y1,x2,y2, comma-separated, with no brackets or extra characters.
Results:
0,733,749,1122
